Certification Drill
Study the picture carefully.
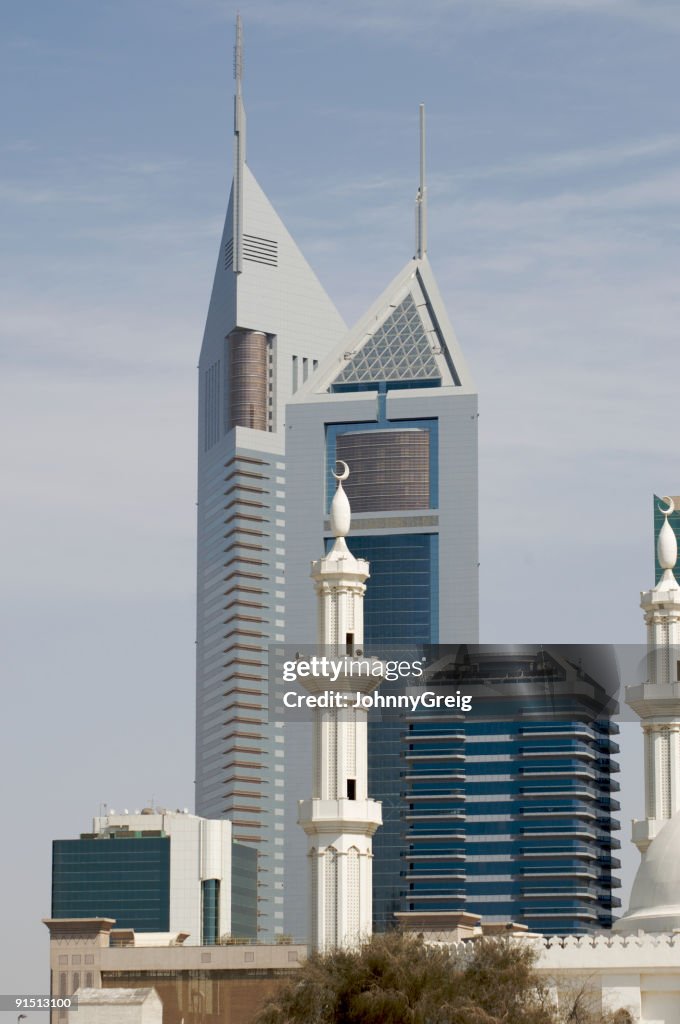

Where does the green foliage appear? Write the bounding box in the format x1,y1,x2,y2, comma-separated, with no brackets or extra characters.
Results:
257,932,558,1024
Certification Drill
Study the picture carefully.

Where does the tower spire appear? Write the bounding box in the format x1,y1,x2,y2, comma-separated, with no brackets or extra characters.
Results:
415,103,427,260
233,13,246,274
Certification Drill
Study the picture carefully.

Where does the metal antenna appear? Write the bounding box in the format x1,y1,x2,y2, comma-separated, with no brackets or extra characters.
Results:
232,13,246,274
415,103,427,260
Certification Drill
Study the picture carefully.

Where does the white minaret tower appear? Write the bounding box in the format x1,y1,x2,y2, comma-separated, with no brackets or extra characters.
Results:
627,497,680,854
297,462,383,952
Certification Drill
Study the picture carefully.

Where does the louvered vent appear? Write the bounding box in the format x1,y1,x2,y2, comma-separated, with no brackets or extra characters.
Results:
224,238,234,270
243,234,277,266
224,235,278,270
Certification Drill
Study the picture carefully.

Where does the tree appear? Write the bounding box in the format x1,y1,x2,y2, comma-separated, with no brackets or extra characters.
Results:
257,931,558,1024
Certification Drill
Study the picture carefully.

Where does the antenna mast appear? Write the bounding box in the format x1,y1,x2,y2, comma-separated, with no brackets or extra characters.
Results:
233,13,246,274
415,104,427,260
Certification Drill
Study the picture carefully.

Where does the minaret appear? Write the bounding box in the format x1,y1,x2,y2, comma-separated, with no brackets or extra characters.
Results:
297,462,383,952
627,497,680,854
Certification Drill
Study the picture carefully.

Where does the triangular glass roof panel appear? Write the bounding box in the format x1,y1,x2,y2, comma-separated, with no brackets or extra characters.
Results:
333,292,440,386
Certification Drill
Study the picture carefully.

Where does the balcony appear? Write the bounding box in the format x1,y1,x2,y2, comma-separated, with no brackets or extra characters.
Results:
521,867,599,881
520,844,597,860
521,887,599,901
407,852,465,862
405,811,465,822
521,825,598,840
406,792,465,803
406,732,465,743
408,831,465,842
520,744,596,761
404,752,465,763
405,872,466,882
403,771,465,782
521,806,598,821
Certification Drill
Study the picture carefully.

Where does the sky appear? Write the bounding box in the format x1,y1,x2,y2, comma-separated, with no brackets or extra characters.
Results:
1,0,680,996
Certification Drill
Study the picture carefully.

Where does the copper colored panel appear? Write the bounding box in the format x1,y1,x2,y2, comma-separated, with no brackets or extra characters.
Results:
336,429,430,512
229,330,268,431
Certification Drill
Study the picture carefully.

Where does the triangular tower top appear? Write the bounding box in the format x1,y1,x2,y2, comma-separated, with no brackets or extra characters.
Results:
292,254,475,399
198,19,346,439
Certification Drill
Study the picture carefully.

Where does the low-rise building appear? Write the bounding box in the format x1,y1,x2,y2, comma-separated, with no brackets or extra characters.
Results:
43,919,303,1024
51,809,256,945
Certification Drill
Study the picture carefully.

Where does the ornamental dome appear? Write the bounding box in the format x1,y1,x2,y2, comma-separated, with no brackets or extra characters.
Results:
615,811,680,932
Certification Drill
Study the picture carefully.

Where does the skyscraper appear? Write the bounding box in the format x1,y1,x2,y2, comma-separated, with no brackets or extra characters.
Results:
403,648,620,934
282,109,620,939
194,19,347,938
284,108,479,939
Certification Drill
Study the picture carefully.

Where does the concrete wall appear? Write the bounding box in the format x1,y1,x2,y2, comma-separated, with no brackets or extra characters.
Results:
74,990,162,1024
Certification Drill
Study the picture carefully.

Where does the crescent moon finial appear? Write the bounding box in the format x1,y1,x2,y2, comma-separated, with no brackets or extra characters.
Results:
659,496,675,517
332,460,350,482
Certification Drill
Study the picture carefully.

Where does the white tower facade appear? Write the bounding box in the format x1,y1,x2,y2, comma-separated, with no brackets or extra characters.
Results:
195,18,346,939
297,463,382,952
626,497,680,856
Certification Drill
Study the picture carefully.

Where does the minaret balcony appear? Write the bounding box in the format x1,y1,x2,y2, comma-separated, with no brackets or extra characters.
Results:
631,817,666,852
641,585,680,609
625,681,680,717
297,797,382,835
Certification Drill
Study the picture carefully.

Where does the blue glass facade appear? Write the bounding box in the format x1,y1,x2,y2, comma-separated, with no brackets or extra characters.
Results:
347,534,438,647
52,836,170,931
343,533,439,930
400,655,621,934
231,841,258,939
201,879,220,944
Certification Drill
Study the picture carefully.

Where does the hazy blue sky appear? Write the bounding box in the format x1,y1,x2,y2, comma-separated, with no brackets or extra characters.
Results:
1,0,680,995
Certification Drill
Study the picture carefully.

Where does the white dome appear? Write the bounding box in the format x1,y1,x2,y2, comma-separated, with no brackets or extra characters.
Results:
615,811,680,933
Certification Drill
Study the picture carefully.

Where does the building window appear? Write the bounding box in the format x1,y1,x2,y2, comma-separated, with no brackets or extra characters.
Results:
335,429,430,513
201,878,220,945
51,836,171,933
203,359,221,451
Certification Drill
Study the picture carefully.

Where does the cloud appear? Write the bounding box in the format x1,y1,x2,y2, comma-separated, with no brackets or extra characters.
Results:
185,0,680,39
456,135,680,182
